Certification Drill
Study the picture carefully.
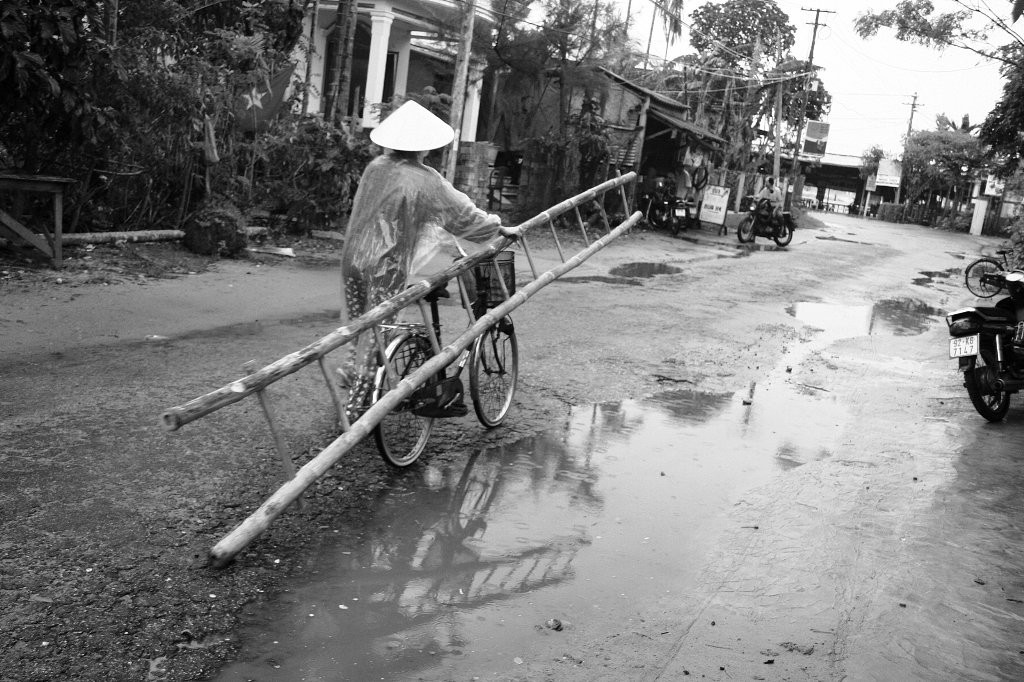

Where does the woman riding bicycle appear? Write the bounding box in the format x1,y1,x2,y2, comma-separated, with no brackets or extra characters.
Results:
340,100,517,420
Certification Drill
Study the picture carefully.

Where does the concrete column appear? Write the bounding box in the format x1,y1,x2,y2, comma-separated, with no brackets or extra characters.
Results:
362,7,395,127
302,11,330,115
460,61,485,141
394,35,411,97
971,197,988,235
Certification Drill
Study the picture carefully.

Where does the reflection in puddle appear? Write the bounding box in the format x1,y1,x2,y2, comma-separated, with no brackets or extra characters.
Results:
787,298,942,339
913,268,960,287
215,386,848,682
607,262,683,278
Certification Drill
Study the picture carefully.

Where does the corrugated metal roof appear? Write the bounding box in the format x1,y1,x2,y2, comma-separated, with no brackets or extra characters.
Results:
600,67,725,146
599,67,690,116
645,105,726,146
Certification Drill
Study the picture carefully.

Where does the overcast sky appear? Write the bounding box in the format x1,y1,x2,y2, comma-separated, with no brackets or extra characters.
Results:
629,0,1010,158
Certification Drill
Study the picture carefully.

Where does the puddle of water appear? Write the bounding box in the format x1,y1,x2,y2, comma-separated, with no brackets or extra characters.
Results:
815,235,874,245
913,268,960,287
556,275,644,286
607,262,683,278
787,298,942,340
215,384,849,682
163,309,340,342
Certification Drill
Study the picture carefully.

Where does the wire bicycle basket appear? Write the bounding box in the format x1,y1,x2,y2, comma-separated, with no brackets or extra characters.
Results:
473,251,516,307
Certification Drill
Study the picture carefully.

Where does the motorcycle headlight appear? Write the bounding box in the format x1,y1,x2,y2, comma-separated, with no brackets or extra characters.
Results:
948,317,982,335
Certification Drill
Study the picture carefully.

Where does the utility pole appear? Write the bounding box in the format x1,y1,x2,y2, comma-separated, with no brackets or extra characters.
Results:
444,0,476,180
789,7,834,207
773,77,784,179
895,92,920,203
772,38,784,179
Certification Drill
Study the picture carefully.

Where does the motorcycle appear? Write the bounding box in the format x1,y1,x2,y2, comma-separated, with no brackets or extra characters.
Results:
737,196,795,247
947,269,1024,421
640,176,692,236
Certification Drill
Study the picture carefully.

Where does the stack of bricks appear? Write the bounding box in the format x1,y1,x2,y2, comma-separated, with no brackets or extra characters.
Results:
454,142,499,208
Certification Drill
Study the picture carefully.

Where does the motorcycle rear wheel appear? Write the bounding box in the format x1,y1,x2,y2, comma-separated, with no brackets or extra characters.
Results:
670,214,685,237
773,223,793,247
737,217,755,243
964,350,1011,422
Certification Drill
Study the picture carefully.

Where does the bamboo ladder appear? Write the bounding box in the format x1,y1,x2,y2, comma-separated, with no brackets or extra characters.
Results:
161,173,639,565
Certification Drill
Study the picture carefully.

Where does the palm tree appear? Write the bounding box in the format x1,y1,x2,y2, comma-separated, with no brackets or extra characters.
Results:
324,0,358,126
936,113,979,134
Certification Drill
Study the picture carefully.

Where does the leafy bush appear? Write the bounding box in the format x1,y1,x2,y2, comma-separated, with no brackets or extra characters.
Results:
182,202,247,256
0,0,324,235
243,115,375,233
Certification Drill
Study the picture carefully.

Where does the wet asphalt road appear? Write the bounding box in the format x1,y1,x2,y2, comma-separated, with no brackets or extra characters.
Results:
5,213,1023,681
207,215,1024,681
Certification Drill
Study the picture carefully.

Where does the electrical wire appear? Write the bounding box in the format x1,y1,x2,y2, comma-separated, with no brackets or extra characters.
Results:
829,28,996,73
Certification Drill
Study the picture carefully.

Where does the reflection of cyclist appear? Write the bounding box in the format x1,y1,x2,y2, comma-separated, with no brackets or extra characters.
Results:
339,101,516,418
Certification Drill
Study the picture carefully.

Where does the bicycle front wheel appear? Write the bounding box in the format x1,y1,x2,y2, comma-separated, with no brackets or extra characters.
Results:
965,257,1004,298
470,317,519,427
373,333,434,467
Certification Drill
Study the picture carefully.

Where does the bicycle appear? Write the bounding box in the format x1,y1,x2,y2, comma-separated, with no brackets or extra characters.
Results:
965,248,1013,298
370,252,520,467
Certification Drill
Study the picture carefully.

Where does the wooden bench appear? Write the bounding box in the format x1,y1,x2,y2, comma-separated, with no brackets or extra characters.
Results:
0,173,76,268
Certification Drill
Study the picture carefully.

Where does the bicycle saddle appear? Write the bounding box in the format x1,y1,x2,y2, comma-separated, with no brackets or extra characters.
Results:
423,282,451,302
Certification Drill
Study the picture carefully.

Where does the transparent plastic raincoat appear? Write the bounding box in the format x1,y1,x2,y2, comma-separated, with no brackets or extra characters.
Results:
340,152,503,415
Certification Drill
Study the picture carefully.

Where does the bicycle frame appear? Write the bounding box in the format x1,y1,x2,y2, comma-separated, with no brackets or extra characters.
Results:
377,276,479,398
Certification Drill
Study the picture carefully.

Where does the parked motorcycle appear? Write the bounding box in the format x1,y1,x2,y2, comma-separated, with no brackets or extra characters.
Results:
737,196,795,247
947,269,1024,421
640,177,691,236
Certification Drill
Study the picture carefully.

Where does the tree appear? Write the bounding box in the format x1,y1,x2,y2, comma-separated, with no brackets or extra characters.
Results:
860,144,886,180
323,0,358,125
681,0,831,171
0,0,110,169
689,0,796,72
488,0,624,207
979,44,1024,176
656,0,687,43
854,0,1022,67
0,0,374,236
900,128,986,215
936,112,979,133
855,2,1024,177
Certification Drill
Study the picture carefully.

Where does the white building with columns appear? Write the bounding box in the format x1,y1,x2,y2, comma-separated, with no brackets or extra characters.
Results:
298,0,492,139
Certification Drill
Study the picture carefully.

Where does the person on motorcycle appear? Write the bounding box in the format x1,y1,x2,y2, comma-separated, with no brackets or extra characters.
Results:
339,99,517,419
755,176,784,223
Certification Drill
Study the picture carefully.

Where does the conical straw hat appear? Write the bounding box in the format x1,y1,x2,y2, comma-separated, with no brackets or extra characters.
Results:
370,100,456,151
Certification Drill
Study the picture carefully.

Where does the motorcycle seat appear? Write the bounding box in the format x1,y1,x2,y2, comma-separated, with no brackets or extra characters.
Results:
973,305,1015,321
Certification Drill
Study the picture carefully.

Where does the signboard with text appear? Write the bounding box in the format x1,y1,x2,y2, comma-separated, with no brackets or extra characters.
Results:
802,120,830,156
876,159,901,187
985,174,1005,196
699,185,731,225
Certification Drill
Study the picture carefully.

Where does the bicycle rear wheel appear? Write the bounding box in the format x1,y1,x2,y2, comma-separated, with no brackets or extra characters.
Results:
373,333,434,467
965,257,1004,298
470,316,519,427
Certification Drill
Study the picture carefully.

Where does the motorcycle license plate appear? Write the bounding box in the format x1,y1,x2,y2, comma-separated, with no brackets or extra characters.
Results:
949,334,979,358
673,208,686,217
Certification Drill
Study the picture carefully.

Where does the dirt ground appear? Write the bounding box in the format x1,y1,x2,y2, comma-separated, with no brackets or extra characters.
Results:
0,213,994,681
